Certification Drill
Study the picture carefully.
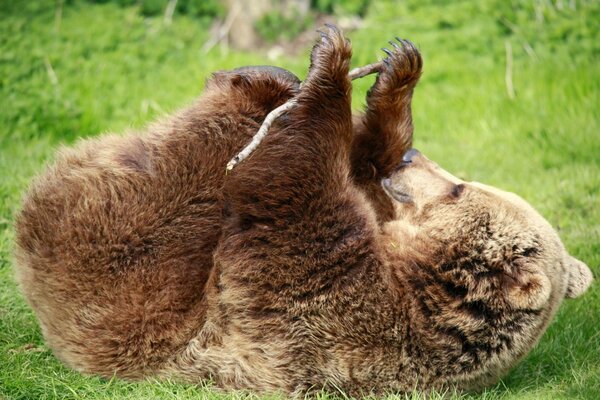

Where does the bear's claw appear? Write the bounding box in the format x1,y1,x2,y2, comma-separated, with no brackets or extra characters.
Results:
306,25,352,87
316,29,328,44
372,37,422,95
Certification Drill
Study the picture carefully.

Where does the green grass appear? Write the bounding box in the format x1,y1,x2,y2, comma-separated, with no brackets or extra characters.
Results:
1,0,599,399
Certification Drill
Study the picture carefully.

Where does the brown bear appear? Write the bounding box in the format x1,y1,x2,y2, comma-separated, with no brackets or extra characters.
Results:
14,26,592,396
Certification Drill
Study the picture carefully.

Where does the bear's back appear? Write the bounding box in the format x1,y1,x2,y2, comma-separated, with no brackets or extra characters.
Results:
14,103,259,377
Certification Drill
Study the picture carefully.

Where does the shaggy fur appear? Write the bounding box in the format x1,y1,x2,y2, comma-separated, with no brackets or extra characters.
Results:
14,27,592,396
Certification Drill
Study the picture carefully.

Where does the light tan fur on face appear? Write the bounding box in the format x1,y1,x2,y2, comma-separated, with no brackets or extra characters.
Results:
384,150,592,305
379,149,593,391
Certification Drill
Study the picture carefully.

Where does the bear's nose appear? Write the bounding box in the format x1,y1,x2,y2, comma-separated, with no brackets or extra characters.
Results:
402,148,420,164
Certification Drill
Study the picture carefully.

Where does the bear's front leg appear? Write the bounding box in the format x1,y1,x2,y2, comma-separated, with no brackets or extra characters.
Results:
352,39,422,180
223,25,353,227
207,28,385,393
349,38,422,223
217,26,372,308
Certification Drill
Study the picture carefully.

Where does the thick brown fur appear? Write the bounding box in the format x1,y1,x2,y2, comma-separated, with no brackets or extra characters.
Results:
14,65,300,378
14,27,592,396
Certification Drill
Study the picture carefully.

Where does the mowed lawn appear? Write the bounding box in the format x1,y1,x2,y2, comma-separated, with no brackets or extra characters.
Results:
1,1,598,399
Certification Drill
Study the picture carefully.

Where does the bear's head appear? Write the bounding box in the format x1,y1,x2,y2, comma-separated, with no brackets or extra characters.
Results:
382,149,592,312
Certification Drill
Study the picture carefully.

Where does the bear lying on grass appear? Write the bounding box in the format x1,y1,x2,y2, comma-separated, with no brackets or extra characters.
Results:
15,27,592,396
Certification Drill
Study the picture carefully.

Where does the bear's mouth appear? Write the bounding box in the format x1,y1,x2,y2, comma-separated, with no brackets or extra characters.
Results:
381,178,412,203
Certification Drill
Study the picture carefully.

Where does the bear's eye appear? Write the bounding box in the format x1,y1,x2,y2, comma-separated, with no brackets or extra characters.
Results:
451,184,466,198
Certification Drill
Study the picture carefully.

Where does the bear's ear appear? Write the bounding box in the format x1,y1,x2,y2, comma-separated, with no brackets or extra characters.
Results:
504,270,551,310
565,255,593,298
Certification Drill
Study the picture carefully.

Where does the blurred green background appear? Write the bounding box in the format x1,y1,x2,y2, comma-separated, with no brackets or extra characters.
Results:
0,0,598,399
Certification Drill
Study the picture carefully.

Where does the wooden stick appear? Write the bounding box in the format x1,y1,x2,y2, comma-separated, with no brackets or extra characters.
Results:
163,0,178,26
504,40,515,100
349,62,383,80
202,3,240,55
226,99,299,171
226,61,383,171
54,0,63,34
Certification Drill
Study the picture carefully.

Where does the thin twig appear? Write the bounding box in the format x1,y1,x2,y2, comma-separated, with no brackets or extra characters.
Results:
499,17,537,60
54,0,63,34
164,0,178,26
349,62,383,80
44,57,59,86
226,61,384,171
505,40,515,100
44,56,60,98
202,4,240,55
226,99,299,171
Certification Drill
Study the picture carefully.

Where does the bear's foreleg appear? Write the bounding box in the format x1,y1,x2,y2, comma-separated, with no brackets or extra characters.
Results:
215,26,371,312
223,25,353,226
204,28,386,392
352,38,423,180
